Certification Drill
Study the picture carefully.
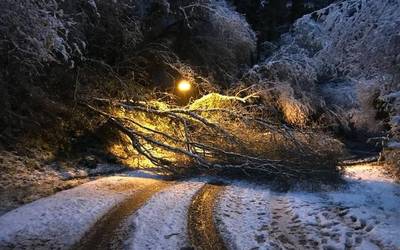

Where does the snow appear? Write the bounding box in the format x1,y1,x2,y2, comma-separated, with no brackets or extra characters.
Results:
326,164,400,248
344,164,396,183
390,116,400,126
0,175,161,250
215,182,272,249
248,0,400,135
215,164,400,249
125,179,205,250
1,164,398,250
384,91,400,100
121,169,167,179
387,141,400,149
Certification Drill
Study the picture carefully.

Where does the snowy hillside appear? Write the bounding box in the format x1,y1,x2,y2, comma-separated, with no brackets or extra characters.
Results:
249,0,400,139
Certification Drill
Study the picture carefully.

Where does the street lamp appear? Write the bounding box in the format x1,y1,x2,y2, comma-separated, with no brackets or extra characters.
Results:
177,79,191,93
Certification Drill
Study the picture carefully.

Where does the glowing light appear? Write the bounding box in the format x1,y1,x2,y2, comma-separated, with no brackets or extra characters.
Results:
177,80,191,92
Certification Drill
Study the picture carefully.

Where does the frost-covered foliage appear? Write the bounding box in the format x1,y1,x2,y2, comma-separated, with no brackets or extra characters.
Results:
0,0,146,82
0,0,81,140
305,1,400,78
245,0,400,134
232,0,336,45
204,0,257,78
60,0,144,60
168,0,256,83
0,0,254,85
0,0,77,76
0,0,256,149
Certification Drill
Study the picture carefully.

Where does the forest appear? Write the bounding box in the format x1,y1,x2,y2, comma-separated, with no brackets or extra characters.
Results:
2,0,398,175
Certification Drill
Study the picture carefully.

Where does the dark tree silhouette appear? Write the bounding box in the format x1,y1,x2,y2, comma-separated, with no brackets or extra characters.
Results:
263,0,288,40
291,0,306,22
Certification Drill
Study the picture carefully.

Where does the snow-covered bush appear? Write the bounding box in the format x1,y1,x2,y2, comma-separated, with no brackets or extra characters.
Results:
245,0,400,132
73,0,144,63
0,0,81,140
63,0,256,86
0,0,258,151
166,0,256,84
207,1,257,81
0,0,77,77
0,0,255,92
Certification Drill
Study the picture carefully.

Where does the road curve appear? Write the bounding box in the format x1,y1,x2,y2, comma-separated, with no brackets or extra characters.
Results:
0,176,162,250
73,180,173,250
188,182,227,250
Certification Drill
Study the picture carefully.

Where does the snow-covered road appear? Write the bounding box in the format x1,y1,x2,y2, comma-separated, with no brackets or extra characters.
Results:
0,175,165,249
216,165,400,250
125,180,204,250
0,165,398,250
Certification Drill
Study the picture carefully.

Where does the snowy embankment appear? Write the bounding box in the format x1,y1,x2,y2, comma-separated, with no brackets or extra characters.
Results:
216,164,400,250
0,174,163,250
125,180,205,250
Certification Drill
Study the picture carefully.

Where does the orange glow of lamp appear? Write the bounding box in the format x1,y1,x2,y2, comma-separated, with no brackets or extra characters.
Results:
177,80,191,93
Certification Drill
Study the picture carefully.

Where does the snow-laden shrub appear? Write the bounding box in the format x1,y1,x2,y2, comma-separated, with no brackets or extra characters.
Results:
206,0,257,74
169,0,257,84
289,0,400,132
245,0,400,131
0,0,80,140
0,0,257,150
275,83,314,126
77,0,144,63
0,0,76,77
311,1,399,76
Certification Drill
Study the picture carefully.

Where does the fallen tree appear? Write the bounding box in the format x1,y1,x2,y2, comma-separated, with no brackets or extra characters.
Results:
81,92,344,179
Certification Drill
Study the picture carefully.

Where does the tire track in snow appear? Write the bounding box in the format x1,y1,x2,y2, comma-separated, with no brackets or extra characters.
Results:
188,182,226,250
215,183,313,249
125,180,205,250
0,176,163,250
75,180,173,250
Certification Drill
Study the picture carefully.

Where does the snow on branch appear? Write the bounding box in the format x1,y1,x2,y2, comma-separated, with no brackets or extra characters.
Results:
81,93,343,178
